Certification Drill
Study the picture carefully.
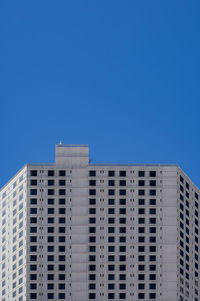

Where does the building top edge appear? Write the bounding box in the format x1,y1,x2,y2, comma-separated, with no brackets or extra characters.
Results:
26,163,178,167
55,144,89,147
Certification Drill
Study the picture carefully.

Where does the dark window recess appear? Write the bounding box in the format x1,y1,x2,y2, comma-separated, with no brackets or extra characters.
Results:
150,180,156,186
138,190,145,196
119,199,126,205
59,180,65,186
120,180,126,186
89,208,96,214
108,190,115,196
119,190,126,196
108,199,115,205
30,180,37,186
48,170,54,176
119,171,126,177
89,170,96,177
48,199,54,205
149,190,156,196
89,199,96,205
59,198,65,205
48,189,54,196
48,180,54,186
149,171,156,177
138,199,145,205
138,180,145,186
108,180,115,186
89,180,96,186
138,171,145,177
30,198,37,205
30,170,37,176
59,170,66,176
108,171,115,177
89,189,96,196
30,189,37,195
149,199,156,205
59,189,66,195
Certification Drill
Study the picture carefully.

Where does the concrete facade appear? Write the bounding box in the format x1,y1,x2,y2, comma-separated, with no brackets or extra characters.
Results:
0,144,200,301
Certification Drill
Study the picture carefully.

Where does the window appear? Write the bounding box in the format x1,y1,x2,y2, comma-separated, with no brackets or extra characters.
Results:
48,208,54,214
138,218,145,224
119,199,126,205
89,199,96,205
48,218,54,224
149,218,156,224
30,189,37,195
138,199,145,205
59,189,66,195
149,227,156,233
30,180,37,186
48,170,54,176
59,198,65,205
108,180,115,186
48,283,54,289
30,227,37,233
119,171,126,177
30,246,37,252
120,180,126,186
59,293,65,299
119,208,126,214
149,208,156,214
149,171,156,177
30,207,37,214
138,274,145,280
108,171,115,177
89,293,96,299
89,170,96,177
48,199,54,205
108,199,115,205
150,180,156,186
138,171,145,177
149,199,156,205
139,180,145,186
149,190,156,196
48,227,54,233
30,170,37,176
30,217,37,223
108,189,115,196
89,189,96,196
149,293,156,299
59,236,65,242
138,293,145,299
59,283,65,289
138,208,145,214
48,189,54,195
138,190,145,196
30,198,37,205
88,179,96,187
30,293,37,299
59,208,66,214
48,180,54,186
59,170,66,176
108,218,115,224
59,180,65,186
119,190,126,196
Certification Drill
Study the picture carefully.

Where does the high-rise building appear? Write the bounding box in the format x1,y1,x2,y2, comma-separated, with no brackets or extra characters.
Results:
0,144,200,301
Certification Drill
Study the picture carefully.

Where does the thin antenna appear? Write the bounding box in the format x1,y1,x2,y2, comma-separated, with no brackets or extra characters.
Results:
59,141,62,145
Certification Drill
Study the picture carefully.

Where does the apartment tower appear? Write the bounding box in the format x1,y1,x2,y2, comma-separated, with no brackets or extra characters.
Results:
0,144,199,301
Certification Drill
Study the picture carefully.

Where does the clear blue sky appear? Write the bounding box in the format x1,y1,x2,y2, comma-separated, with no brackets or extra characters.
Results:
1,1,200,187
